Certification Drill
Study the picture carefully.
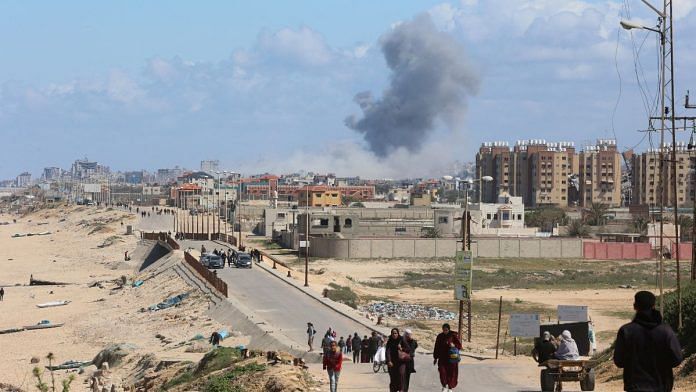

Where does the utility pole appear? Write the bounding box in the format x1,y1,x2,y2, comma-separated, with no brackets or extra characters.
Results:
458,181,472,342
305,187,310,287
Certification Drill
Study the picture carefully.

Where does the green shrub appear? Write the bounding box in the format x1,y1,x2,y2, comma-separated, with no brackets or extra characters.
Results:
325,283,360,309
663,282,696,356
196,347,242,375
204,364,266,392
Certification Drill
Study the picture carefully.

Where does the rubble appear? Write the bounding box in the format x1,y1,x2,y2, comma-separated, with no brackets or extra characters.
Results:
362,301,456,321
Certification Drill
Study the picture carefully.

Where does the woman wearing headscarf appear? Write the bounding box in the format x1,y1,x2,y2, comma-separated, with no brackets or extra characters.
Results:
401,329,418,392
554,330,580,360
361,335,370,363
385,328,414,392
433,323,462,392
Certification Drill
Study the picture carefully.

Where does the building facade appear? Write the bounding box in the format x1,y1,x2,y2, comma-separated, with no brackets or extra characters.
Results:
631,142,694,207
477,139,621,208
16,172,32,187
298,186,341,207
578,139,622,207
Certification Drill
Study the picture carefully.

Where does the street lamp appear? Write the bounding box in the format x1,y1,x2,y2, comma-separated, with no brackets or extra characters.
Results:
620,1,680,326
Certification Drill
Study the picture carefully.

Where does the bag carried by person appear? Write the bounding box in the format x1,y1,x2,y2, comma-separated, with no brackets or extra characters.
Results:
375,346,386,363
448,346,461,363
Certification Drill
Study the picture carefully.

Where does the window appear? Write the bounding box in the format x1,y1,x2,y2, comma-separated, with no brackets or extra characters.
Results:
502,211,510,220
438,217,449,224
493,213,498,220
487,213,492,220
344,218,352,228
277,212,286,219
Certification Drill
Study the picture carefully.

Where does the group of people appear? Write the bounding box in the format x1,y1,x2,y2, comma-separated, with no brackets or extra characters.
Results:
531,290,683,392
532,329,582,363
318,290,686,392
312,322,462,392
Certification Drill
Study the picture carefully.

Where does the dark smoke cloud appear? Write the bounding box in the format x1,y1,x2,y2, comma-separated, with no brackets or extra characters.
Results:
345,13,479,157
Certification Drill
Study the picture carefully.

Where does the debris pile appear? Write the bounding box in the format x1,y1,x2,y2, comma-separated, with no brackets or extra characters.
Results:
362,301,456,321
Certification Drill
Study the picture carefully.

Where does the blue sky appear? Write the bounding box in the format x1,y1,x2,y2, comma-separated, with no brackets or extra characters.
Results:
1,0,696,179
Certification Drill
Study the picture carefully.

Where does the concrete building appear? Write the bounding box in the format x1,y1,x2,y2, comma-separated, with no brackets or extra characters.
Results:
631,142,694,207
42,167,62,181
16,172,31,187
578,139,622,207
200,160,220,174
71,158,108,180
477,139,621,207
298,186,341,207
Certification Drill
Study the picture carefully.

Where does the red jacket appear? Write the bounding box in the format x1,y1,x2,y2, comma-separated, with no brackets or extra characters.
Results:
433,331,462,362
323,350,343,372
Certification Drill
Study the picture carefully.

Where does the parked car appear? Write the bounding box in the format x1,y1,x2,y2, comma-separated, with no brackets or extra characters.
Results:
235,253,252,268
201,253,224,269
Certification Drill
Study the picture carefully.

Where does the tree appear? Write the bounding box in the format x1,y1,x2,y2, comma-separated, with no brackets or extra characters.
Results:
422,227,441,238
525,207,569,231
585,203,610,226
630,216,649,234
679,215,693,241
567,219,590,237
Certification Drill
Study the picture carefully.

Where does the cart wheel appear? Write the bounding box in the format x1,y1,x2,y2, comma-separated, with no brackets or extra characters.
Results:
372,362,380,373
540,369,555,392
580,368,596,391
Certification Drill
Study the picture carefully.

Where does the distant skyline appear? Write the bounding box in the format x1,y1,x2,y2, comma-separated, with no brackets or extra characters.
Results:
2,1,696,179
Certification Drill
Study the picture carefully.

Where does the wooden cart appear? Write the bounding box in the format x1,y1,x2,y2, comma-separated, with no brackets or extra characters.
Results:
540,359,596,391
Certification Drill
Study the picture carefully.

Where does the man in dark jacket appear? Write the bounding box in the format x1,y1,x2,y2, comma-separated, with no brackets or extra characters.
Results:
614,291,682,392
351,332,361,363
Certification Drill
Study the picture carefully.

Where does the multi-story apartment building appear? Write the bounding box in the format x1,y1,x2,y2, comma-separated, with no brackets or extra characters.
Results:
631,142,694,207
578,139,622,207
16,172,32,187
477,139,621,207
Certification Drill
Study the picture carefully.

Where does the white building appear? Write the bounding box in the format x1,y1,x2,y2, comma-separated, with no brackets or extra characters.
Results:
470,193,537,236
16,172,32,187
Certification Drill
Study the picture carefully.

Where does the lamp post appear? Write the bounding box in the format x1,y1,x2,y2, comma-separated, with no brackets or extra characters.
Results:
223,171,228,238
621,0,680,327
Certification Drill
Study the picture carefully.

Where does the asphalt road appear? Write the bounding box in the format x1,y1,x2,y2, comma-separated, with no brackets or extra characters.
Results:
144,215,542,391
176,238,542,392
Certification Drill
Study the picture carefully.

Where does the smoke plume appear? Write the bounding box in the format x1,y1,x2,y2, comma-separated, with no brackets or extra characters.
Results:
345,13,479,157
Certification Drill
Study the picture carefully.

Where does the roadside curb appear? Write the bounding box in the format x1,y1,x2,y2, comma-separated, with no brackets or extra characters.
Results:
212,239,388,335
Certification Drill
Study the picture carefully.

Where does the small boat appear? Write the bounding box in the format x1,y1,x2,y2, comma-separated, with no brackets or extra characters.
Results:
23,322,64,330
36,300,71,308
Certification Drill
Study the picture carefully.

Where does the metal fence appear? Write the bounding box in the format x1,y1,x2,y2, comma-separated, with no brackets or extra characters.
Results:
183,251,228,297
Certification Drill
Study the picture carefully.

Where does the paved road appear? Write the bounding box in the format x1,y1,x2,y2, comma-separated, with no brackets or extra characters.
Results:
176,238,542,391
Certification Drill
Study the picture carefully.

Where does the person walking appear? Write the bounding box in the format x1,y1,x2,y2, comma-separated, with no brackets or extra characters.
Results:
368,331,379,363
402,329,418,392
322,332,335,357
351,332,361,363
346,334,352,354
385,328,414,392
433,323,462,392
323,340,343,392
361,335,370,363
338,336,346,353
614,290,683,392
307,322,317,352
0,286,4,301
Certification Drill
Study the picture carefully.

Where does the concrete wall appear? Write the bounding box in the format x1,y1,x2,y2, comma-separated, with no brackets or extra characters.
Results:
308,236,587,259
471,238,583,258
309,237,458,259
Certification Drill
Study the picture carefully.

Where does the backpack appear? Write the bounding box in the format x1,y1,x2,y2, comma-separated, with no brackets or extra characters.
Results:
448,346,461,363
